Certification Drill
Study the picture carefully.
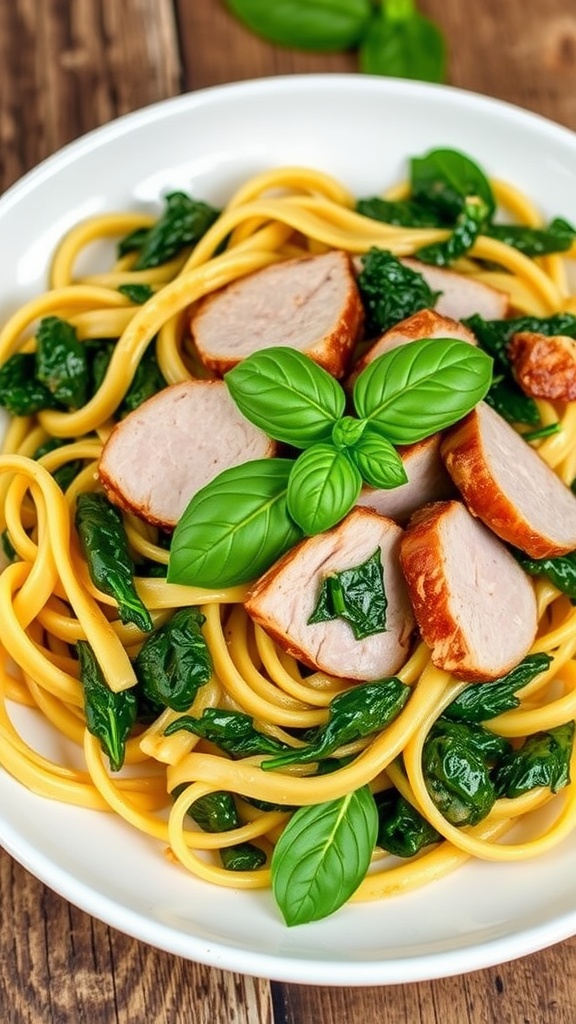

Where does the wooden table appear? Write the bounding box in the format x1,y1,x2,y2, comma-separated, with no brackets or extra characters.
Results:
1,1,576,1021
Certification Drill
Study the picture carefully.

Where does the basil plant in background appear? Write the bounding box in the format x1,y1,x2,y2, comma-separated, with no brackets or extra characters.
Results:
168,339,492,589
224,0,447,83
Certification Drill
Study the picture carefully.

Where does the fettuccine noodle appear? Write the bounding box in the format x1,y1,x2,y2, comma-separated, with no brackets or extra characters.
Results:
1,163,576,906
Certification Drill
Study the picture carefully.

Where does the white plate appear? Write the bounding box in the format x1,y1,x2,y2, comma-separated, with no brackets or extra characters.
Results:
1,74,576,986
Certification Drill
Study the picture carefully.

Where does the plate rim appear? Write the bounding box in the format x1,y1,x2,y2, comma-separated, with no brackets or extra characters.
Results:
1,72,576,985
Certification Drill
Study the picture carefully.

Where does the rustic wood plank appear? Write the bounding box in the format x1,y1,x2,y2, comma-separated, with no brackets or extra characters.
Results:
0,0,181,191
179,0,576,129
275,938,576,1024
2,2,576,1023
0,852,273,1024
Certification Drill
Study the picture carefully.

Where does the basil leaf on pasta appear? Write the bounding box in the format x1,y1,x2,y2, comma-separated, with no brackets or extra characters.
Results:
225,347,346,448
271,786,378,925
168,458,302,587
353,337,493,444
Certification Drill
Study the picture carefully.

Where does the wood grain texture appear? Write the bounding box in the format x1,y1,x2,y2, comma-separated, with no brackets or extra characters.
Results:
2,1,576,1022
0,854,273,1024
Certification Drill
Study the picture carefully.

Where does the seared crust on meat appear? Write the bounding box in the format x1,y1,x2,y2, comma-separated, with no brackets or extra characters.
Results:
191,250,364,378
400,500,537,681
98,379,276,529
441,402,576,558
507,331,576,401
245,507,414,681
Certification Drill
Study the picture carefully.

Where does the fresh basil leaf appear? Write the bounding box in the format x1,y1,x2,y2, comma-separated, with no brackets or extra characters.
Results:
224,0,371,51
359,2,446,83
347,424,408,488
353,337,493,444
375,788,441,857
271,786,378,926
423,720,496,826
416,196,489,267
77,640,137,772
287,445,361,535
129,192,220,270
164,708,288,757
263,677,409,770
444,653,553,723
513,547,576,600
411,148,495,221
331,415,368,450
356,195,443,228
225,347,345,448
135,609,212,712
35,316,88,409
356,247,440,335
307,547,388,640
118,283,154,304
0,353,60,415
168,458,302,587
494,722,574,798
486,217,576,257
1,530,16,563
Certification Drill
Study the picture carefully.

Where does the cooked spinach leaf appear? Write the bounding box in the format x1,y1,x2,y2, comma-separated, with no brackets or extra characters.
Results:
118,192,220,270
35,316,88,409
356,195,442,228
307,547,387,639
444,654,553,723
120,348,166,414
77,640,137,771
0,352,60,415
262,677,410,770
164,708,288,757
416,196,488,267
118,283,154,304
75,492,153,633
422,720,497,826
494,722,574,798
374,788,441,857
356,247,440,335
513,548,576,600
172,785,266,872
135,608,212,712
486,217,576,257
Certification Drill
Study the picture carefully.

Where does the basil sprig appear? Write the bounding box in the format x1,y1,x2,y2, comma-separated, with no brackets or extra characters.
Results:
169,343,491,588
271,785,378,926
225,0,445,83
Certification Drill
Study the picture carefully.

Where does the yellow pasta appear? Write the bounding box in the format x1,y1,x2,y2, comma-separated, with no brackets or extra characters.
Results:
1,161,576,924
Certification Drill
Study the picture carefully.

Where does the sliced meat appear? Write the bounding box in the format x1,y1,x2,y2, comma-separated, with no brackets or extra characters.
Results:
400,500,537,681
190,250,363,378
352,308,476,378
356,433,455,524
507,331,576,401
245,507,414,682
402,258,509,321
441,401,576,558
98,379,275,529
